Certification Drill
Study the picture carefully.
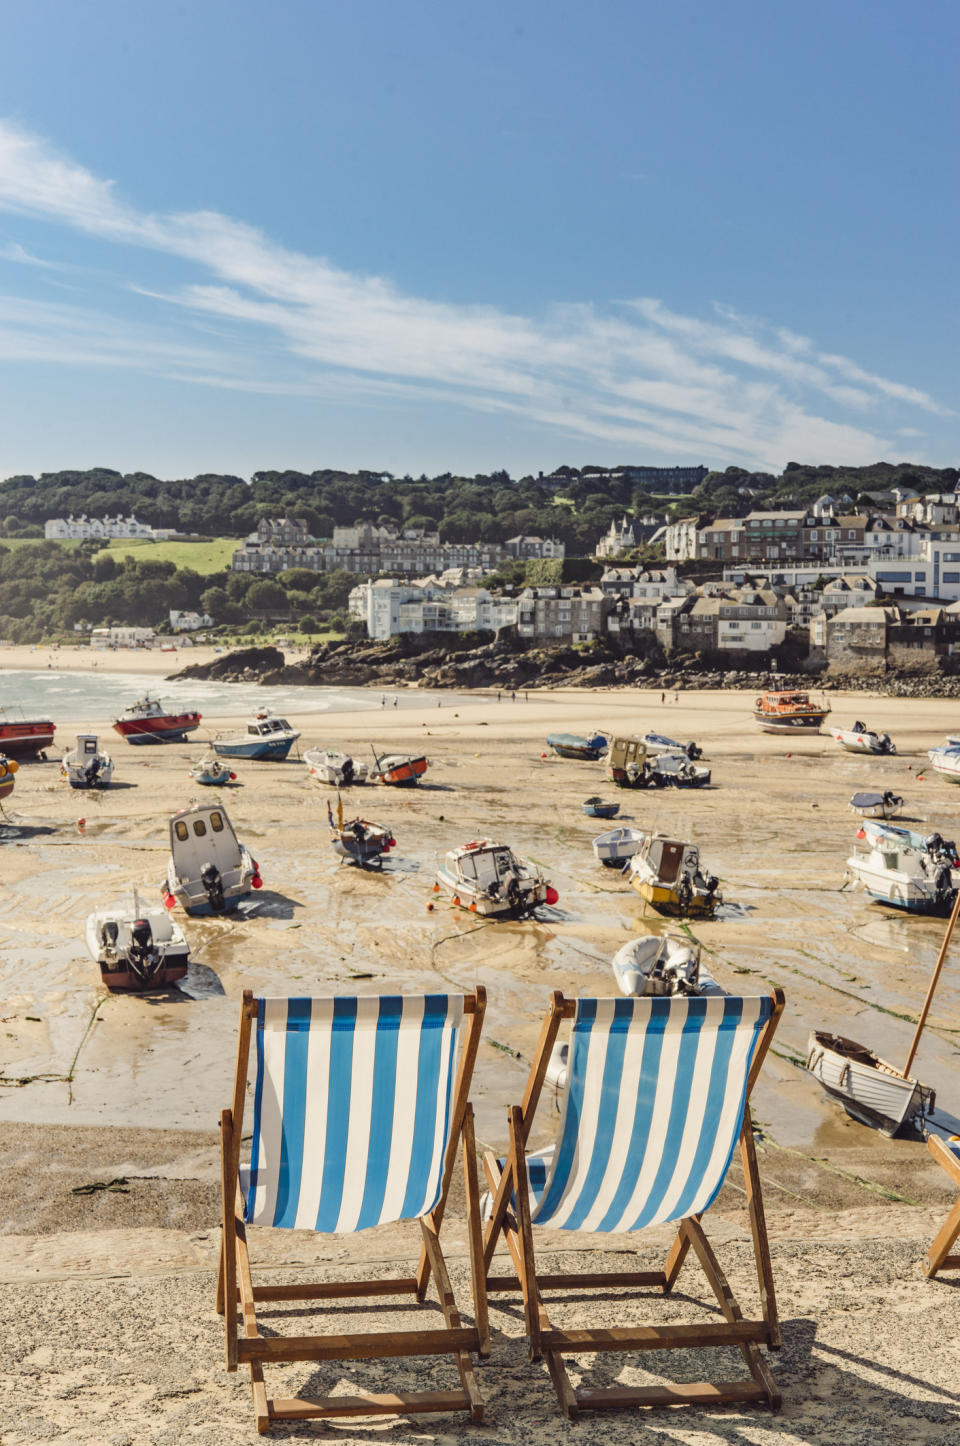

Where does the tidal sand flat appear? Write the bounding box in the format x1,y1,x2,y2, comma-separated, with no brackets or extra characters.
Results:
3,683,960,1440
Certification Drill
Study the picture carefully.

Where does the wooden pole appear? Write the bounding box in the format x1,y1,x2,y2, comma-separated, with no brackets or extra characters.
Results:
903,884,960,1078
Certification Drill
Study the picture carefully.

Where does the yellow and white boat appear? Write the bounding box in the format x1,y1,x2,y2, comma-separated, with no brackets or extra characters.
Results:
626,833,721,918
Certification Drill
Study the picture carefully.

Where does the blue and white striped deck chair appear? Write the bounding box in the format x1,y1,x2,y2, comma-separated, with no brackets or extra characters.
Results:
218,988,489,1433
923,1135,960,1279
482,988,785,1419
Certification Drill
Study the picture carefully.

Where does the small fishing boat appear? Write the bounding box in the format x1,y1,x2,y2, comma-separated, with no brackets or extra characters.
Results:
605,736,650,788
436,839,557,918
612,935,711,997
649,752,712,788
86,889,190,991
927,745,960,783
0,754,18,802
162,802,260,915
850,790,904,819
188,757,238,786
0,712,55,757
626,833,722,918
834,721,896,755
805,1031,934,1136
212,711,300,761
641,731,703,761
331,817,395,867
546,732,607,761
582,796,620,819
304,748,368,786
113,695,201,745
592,826,645,868
845,820,960,914
754,689,830,734
370,753,428,786
61,733,114,789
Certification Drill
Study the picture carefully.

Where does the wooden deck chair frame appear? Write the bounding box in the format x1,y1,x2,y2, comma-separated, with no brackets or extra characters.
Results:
482,988,785,1419
217,987,490,1433
922,1136,960,1279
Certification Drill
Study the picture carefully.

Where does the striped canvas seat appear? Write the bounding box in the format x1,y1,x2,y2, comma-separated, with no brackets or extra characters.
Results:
530,994,772,1233
245,995,464,1232
480,987,785,1420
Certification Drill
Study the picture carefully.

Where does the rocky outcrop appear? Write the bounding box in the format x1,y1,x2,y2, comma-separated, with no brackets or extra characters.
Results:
168,639,960,698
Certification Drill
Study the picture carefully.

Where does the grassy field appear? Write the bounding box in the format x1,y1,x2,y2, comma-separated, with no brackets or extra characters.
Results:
96,537,238,573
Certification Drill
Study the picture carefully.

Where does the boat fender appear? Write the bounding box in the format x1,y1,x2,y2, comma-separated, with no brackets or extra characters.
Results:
545,886,559,906
251,858,263,890
77,818,86,833
162,889,176,910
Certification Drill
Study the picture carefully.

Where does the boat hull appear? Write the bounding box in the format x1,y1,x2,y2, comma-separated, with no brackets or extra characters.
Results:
114,713,201,744
0,721,55,756
805,1030,934,1135
213,737,295,761
435,865,547,918
628,876,718,918
754,713,828,734
374,757,428,786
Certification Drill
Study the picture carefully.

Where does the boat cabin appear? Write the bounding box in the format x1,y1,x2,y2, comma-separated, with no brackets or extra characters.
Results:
169,804,245,893
641,835,700,883
246,716,294,737
77,734,101,757
448,842,517,890
608,737,647,772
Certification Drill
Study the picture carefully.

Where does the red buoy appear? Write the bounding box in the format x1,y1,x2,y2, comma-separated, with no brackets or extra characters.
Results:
546,886,559,905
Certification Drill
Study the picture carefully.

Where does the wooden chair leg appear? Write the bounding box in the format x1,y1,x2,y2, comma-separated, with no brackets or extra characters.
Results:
739,1109,780,1347
508,1105,542,1360
923,1194,960,1278
219,1108,238,1372
462,1103,490,1356
420,1216,484,1422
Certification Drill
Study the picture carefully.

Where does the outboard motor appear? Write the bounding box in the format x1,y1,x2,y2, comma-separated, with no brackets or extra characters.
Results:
84,756,102,785
685,741,702,760
501,867,521,910
128,917,162,982
199,861,225,912
100,920,119,951
342,758,355,784
852,721,867,733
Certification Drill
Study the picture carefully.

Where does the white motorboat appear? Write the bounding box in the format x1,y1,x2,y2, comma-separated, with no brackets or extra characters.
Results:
162,802,260,915
649,752,712,788
593,826,645,868
86,889,189,990
849,790,904,819
213,711,300,761
611,935,707,997
805,1031,934,1136
928,745,960,783
304,748,368,786
188,756,237,786
436,839,557,918
62,733,114,789
626,833,722,918
641,731,703,761
834,721,896,755
845,820,960,914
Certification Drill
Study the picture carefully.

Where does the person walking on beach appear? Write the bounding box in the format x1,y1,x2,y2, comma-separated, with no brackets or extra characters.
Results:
661,691,665,704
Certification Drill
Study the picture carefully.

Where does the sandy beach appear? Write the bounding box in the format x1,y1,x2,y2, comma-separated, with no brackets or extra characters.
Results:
3,672,960,1440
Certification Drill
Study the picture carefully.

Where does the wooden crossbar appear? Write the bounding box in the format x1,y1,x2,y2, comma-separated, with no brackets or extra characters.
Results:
264,1389,471,1421
252,1278,417,1302
236,1326,479,1365
481,989,786,1419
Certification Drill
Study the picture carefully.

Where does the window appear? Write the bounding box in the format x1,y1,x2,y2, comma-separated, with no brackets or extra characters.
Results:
211,812,224,832
751,621,763,629
193,819,207,836
944,573,960,584
916,573,926,582
175,821,188,841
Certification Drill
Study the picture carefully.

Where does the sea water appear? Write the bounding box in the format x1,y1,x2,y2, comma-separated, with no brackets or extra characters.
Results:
0,668,454,723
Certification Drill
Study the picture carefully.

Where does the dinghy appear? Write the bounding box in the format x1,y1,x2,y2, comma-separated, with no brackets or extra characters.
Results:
805,1032,934,1136
850,790,904,819
62,733,114,789
304,747,368,786
546,732,607,761
927,745,960,783
846,819,960,914
162,802,259,915
86,889,190,991
331,818,394,866
436,839,557,918
370,752,428,786
592,826,644,868
582,796,620,818
611,935,703,996
626,833,722,918
641,731,702,760
188,757,237,786
834,721,896,755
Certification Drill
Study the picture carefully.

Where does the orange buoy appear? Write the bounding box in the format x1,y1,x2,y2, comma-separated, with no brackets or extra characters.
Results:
469,901,477,912
451,895,460,906
432,882,440,893
426,902,434,912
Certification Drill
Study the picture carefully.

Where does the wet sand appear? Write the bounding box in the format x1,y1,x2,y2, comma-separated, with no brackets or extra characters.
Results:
3,685,960,1439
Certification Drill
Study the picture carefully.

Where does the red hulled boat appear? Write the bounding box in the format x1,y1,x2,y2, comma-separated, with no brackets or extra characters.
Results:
113,695,202,745
0,718,56,757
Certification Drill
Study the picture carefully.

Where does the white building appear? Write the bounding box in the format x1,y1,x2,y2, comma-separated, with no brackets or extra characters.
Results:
90,626,155,648
595,517,636,559
353,578,518,640
45,514,174,541
169,609,215,632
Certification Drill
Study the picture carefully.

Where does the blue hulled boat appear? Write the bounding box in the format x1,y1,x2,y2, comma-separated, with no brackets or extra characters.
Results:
212,711,301,762
547,731,607,761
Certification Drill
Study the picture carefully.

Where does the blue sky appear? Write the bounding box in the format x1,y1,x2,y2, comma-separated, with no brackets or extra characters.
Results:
0,1,956,479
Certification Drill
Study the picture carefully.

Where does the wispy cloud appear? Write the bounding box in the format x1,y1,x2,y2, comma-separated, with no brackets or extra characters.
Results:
0,118,949,469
